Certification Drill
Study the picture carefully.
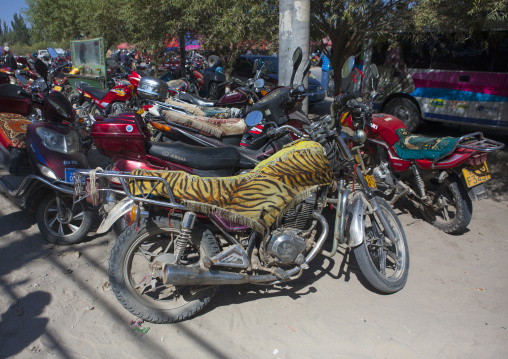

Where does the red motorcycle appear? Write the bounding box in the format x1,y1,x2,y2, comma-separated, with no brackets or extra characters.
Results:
75,69,144,117
336,58,505,234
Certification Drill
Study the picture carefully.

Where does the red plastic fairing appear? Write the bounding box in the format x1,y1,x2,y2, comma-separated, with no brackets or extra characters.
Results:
368,138,412,172
114,157,196,174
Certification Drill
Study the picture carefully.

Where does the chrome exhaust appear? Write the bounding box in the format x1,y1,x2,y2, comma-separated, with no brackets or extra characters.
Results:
161,212,330,286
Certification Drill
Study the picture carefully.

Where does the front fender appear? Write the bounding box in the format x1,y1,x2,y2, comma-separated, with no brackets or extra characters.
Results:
346,191,366,247
96,197,134,234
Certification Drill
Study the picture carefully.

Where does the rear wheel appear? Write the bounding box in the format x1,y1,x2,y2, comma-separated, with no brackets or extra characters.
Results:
383,98,421,132
353,197,409,293
209,82,220,100
421,176,472,234
109,215,221,323
37,193,93,245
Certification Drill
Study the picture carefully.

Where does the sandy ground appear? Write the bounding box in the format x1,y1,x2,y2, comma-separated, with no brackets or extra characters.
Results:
1,102,508,358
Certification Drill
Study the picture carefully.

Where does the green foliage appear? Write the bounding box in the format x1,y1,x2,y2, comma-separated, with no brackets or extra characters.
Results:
1,13,31,47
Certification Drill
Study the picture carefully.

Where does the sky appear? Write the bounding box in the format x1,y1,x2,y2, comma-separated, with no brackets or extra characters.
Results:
0,0,28,29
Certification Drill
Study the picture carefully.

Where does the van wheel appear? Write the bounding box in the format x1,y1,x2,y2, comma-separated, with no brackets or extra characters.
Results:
384,98,421,132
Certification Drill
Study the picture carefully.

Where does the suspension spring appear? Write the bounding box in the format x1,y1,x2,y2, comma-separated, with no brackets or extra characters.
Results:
411,165,426,198
174,228,191,257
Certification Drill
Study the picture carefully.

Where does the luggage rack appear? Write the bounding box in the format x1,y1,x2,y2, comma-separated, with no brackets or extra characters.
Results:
431,132,505,168
73,169,186,210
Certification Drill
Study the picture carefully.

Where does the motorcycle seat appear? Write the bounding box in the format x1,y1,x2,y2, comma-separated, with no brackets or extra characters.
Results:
80,85,109,100
161,109,247,137
148,141,241,170
393,128,460,160
131,141,331,233
178,91,217,107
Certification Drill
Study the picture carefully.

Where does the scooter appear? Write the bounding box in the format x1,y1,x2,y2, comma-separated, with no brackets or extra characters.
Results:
337,56,505,234
0,59,94,245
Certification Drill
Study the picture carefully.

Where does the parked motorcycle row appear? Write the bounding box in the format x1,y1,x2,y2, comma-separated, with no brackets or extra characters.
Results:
0,47,504,323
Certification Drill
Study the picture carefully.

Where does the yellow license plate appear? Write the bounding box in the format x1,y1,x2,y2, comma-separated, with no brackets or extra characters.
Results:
462,162,491,188
364,174,377,188
54,85,62,91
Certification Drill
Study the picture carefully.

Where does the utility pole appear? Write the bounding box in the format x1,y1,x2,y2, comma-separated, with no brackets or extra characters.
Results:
278,0,310,114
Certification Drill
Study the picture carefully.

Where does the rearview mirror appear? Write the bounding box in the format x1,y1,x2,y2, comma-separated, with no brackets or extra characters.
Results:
290,47,303,87
253,79,265,88
341,56,355,78
34,59,48,81
370,64,379,79
48,47,58,59
245,111,263,127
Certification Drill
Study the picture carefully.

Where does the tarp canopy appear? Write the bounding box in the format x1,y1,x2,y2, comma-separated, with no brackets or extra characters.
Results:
117,43,135,50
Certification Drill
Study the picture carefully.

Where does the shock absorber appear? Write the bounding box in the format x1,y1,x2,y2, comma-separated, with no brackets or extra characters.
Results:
411,165,427,200
173,212,197,263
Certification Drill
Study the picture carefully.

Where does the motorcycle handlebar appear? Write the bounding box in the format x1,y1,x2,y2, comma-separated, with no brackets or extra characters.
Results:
334,91,362,106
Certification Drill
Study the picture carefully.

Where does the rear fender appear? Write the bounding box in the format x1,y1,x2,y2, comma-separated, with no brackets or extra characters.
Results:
96,197,134,234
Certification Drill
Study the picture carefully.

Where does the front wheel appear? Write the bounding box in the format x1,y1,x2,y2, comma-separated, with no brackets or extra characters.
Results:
421,176,472,234
37,193,94,245
353,197,409,293
109,215,221,323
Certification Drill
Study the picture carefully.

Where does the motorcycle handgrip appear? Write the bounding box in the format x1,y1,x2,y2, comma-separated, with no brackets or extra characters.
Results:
335,91,362,106
251,133,269,146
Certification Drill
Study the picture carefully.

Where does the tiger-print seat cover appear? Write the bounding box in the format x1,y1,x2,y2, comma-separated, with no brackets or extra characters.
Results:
130,140,332,233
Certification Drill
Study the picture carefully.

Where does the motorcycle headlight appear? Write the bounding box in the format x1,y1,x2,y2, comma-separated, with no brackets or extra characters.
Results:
36,127,80,153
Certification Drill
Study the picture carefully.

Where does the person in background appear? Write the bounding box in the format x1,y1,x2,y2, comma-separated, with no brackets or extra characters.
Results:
119,50,128,66
320,46,331,91
3,47,17,71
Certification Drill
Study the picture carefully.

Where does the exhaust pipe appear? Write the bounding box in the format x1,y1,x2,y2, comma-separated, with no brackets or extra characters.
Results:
161,212,330,286
163,265,278,285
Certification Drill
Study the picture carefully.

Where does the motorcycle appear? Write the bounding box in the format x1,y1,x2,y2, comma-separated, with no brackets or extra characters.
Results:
73,102,409,323
0,59,94,245
337,56,505,234
75,68,144,118
138,47,312,154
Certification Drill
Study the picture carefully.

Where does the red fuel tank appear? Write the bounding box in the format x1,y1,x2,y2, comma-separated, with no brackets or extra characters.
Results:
366,114,406,147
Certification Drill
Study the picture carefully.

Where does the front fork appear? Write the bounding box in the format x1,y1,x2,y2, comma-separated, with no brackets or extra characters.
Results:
336,134,399,244
55,192,67,220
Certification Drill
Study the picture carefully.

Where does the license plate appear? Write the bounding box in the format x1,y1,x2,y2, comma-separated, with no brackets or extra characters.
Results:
364,174,377,188
462,162,491,188
65,168,85,184
54,85,62,92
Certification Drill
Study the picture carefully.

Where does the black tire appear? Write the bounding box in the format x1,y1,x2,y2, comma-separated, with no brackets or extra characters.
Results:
112,216,129,237
109,215,221,323
37,193,94,245
421,176,472,234
353,196,409,293
208,81,220,100
383,98,421,132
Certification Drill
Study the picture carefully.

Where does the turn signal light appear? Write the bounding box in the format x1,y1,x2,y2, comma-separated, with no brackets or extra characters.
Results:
78,117,85,124
150,121,171,132
130,205,138,224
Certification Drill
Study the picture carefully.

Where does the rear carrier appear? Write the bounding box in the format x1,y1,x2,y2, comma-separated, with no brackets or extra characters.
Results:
89,113,151,160
137,77,169,101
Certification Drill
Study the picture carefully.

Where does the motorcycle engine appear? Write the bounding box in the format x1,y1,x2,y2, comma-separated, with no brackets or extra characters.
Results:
267,229,306,265
267,193,317,265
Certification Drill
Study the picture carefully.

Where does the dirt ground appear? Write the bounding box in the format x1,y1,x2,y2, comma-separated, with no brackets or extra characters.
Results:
1,104,507,358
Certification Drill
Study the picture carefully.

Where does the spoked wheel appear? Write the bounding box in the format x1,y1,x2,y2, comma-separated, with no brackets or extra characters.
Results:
421,176,472,234
37,193,94,245
109,215,221,323
209,82,220,100
353,196,409,293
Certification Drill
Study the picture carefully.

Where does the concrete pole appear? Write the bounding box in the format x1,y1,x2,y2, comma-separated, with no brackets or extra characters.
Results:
279,0,310,114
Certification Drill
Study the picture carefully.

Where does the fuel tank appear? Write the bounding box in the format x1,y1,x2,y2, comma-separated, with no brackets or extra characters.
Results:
366,113,406,147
